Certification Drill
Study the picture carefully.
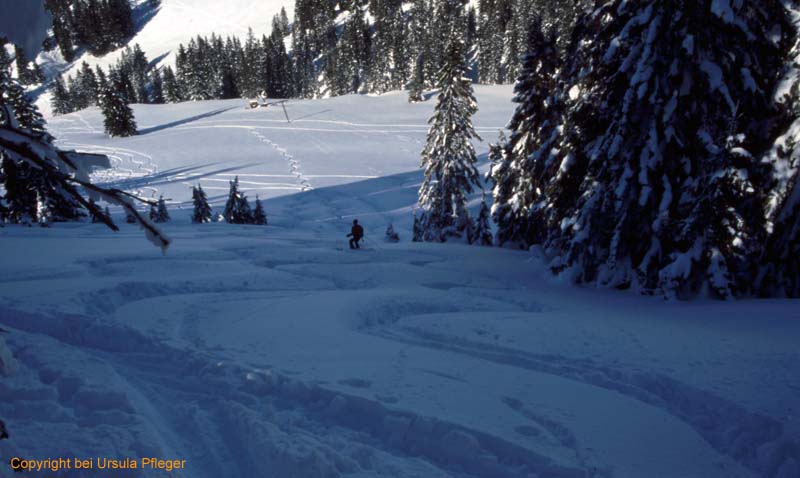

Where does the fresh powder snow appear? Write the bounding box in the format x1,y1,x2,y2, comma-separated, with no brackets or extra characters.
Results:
1,86,798,478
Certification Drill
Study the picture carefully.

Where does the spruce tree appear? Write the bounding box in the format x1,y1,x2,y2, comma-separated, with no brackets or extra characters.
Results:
340,4,368,94
74,61,99,109
153,195,170,223
510,0,791,299
754,11,800,298
367,0,401,94
4,83,46,133
492,17,560,248
223,176,254,224
240,28,261,98
51,75,73,115
408,69,424,103
1,62,83,224
503,0,538,82
151,69,165,104
759,176,800,297
475,194,493,246
101,73,137,137
191,185,213,223
162,66,182,103
95,65,108,94
477,0,508,84
253,195,267,225
0,155,37,224
452,200,476,243
14,45,37,86
417,36,481,242
408,0,431,95
412,210,423,242
44,0,76,61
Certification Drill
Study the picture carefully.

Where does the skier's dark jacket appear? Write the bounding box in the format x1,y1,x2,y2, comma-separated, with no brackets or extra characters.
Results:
351,224,364,239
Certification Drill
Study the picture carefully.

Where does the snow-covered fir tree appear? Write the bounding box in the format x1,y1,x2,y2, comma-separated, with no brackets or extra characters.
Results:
95,65,108,93
492,17,561,248
759,176,800,297
417,34,482,242
50,75,73,115
1,57,85,224
501,0,792,299
46,0,134,57
757,17,800,298
453,200,476,243
339,3,369,95
101,73,137,137
14,45,42,86
477,0,507,84
475,194,493,246
191,185,213,223
222,176,254,224
412,210,423,242
151,69,165,104
71,61,100,110
152,195,170,223
502,0,538,82
162,66,182,103
407,0,432,103
253,195,268,225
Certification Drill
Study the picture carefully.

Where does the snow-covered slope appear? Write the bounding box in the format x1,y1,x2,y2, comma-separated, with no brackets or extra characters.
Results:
1,88,799,478
36,0,293,113
45,86,514,208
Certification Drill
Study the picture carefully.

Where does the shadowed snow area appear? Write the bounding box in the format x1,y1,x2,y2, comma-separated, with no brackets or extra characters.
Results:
1,86,799,478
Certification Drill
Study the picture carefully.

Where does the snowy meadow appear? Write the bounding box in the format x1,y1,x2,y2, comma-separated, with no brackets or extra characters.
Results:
2,0,800,477
1,87,798,478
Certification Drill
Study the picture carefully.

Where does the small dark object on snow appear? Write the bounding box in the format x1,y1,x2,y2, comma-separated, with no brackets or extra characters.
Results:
0,419,8,439
385,224,399,243
347,219,364,249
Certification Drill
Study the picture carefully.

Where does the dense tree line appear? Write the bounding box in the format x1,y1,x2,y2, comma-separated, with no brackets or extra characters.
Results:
489,0,800,299
13,44,44,86
46,0,587,112
44,0,136,61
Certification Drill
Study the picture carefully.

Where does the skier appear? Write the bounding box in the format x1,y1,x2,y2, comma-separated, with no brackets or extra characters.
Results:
347,219,364,249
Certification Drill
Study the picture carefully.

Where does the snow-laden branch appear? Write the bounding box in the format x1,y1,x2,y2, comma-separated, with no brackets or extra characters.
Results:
0,105,170,251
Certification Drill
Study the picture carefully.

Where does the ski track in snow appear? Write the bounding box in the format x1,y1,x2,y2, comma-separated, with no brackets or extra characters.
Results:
56,141,161,199
0,305,591,478
248,128,313,192
367,325,790,477
8,90,796,478
4,236,796,477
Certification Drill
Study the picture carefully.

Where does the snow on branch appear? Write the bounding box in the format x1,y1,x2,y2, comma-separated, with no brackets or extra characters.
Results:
0,104,171,251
